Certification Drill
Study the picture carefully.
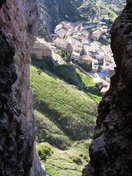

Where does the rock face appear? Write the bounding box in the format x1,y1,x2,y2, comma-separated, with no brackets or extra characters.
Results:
83,1,132,176
38,0,60,39
0,0,46,175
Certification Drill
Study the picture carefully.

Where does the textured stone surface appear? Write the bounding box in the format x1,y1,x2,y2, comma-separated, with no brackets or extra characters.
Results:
83,1,132,176
0,1,46,175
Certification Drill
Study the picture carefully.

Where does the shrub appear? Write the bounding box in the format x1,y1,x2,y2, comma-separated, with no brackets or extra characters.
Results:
54,64,79,86
83,156,90,163
57,48,71,63
31,54,54,71
45,133,70,150
79,153,84,157
78,61,92,72
70,156,82,165
37,145,52,161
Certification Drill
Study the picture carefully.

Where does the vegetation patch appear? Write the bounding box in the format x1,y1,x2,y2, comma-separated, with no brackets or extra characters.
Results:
76,68,102,103
54,64,80,86
31,54,54,71
78,61,92,72
57,48,71,63
37,143,52,161
35,110,70,150
37,140,91,176
70,156,83,165
30,64,101,175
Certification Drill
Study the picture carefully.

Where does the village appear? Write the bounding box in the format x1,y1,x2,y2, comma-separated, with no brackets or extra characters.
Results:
32,20,116,94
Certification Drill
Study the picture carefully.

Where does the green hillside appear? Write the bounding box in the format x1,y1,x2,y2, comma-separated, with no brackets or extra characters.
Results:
78,0,125,23
30,66,97,140
55,0,125,22
30,66,100,175
36,140,91,176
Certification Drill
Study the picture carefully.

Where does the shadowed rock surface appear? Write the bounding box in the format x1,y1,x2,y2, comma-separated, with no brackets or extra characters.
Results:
83,1,132,176
0,0,46,175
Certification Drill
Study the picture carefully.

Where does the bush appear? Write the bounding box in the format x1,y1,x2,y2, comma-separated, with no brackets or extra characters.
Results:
79,153,84,157
57,48,71,63
45,133,70,150
78,61,92,72
31,54,54,71
54,64,79,86
37,145,52,161
83,156,90,162
70,156,82,165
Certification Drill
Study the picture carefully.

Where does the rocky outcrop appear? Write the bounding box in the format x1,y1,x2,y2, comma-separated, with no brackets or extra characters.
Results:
0,0,46,175
83,1,132,176
37,0,60,39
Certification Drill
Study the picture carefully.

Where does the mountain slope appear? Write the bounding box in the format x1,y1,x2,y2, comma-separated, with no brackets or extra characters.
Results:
37,0,125,38
30,66,97,141
30,66,99,175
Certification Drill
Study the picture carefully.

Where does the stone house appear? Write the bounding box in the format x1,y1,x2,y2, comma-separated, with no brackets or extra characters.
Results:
32,42,52,59
91,30,102,40
100,85,110,94
81,30,89,39
54,38,73,54
74,21,83,31
78,55,93,65
55,28,68,38
71,51,81,61
67,36,82,47
95,53,104,65
93,77,102,89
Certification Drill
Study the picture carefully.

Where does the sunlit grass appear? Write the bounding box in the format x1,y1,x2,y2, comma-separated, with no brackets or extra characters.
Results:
30,66,97,140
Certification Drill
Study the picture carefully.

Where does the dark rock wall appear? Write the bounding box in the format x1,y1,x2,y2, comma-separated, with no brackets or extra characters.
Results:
0,1,46,175
83,1,132,176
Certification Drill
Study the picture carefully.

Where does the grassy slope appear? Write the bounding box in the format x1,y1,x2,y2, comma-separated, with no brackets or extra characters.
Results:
30,66,97,140
31,56,102,103
35,111,92,176
30,66,99,176
35,110,70,149
36,140,91,176
76,68,102,103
